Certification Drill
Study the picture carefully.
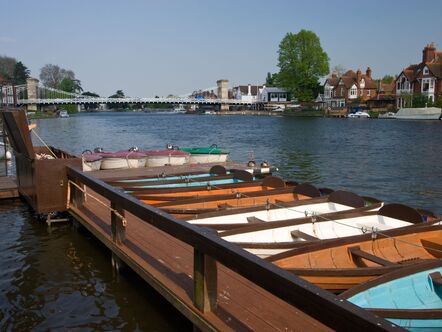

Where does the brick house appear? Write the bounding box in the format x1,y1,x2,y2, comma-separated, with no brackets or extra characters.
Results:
395,43,442,108
323,68,377,109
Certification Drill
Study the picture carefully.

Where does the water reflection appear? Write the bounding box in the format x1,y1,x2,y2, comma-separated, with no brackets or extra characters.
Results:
0,201,190,331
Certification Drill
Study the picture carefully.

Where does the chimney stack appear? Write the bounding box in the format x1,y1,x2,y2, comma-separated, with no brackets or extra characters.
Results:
366,67,372,79
422,43,436,63
356,69,362,82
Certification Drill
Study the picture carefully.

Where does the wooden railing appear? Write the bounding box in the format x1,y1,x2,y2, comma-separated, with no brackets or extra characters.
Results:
66,166,401,331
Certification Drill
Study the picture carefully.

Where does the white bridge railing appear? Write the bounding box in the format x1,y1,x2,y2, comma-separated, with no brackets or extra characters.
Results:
18,97,256,105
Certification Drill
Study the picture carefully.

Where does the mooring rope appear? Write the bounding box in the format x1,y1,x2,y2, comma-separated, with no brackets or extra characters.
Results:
30,129,58,159
68,179,127,227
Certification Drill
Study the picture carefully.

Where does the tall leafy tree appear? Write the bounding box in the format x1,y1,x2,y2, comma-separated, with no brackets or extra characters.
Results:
59,77,82,93
12,61,30,84
277,29,329,101
0,55,17,80
265,72,279,87
39,64,79,89
109,90,125,98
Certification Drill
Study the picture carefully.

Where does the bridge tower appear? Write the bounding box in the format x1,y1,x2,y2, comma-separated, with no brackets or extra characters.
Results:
217,79,229,112
26,78,39,112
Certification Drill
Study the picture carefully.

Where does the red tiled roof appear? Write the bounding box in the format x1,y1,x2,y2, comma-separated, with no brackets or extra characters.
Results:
427,63,442,79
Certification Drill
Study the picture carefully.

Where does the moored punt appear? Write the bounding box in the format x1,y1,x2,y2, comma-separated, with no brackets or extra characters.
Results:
220,203,432,258
341,260,442,331
99,151,147,170
267,223,442,293
142,149,190,167
186,190,377,227
133,176,294,205
156,183,323,218
119,169,256,192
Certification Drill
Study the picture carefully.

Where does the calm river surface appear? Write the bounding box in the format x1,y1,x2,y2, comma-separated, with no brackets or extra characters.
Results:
0,112,441,330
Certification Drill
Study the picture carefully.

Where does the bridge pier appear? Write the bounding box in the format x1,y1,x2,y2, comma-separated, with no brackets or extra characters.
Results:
26,78,39,112
217,79,229,112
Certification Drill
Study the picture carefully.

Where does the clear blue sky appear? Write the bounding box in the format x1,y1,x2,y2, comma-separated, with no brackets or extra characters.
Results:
1,0,442,97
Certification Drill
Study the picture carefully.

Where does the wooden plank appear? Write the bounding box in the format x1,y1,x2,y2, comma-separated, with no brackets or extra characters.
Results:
348,246,398,267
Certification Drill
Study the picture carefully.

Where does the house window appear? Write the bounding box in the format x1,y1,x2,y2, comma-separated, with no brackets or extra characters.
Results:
367,89,370,96
422,79,429,92
430,79,434,89
360,89,363,96
423,67,429,75
350,86,357,96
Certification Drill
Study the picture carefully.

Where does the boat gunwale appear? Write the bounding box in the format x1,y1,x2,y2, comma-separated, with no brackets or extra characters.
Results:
340,259,442,299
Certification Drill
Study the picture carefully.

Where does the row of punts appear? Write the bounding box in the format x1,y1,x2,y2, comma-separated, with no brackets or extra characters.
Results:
81,145,230,171
107,165,442,331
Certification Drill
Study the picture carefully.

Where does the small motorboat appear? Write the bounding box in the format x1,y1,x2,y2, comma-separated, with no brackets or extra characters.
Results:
142,149,189,167
56,109,70,118
178,144,229,164
348,111,370,118
341,260,442,331
100,151,147,170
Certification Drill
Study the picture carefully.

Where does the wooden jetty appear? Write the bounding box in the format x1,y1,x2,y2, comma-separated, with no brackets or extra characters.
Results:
0,176,19,199
0,108,401,331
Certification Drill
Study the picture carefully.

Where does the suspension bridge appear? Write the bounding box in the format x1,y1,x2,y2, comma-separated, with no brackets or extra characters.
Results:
0,79,257,110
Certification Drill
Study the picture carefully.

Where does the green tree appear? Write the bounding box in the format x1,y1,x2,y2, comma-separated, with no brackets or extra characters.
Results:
12,61,30,85
434,95,442,108
82,91,100,97
277,29,329,102
59,77,82,93
412,93,433,108
108,90,126,109
109,90,125,98
0,55,16,80
265,72,278,87
82,91,100,110
381,75,394,84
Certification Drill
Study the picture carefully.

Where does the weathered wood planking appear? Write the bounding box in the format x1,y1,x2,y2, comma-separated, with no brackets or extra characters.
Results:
0,176,19,199
69,194,332,331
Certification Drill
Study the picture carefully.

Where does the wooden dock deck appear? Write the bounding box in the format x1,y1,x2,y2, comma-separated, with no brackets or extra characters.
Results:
0,176,19,199
66,165,398,331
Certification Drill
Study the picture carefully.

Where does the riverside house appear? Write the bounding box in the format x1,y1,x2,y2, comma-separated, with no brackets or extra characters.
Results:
395,43,442,108
322,68,377,109
232,84,263,103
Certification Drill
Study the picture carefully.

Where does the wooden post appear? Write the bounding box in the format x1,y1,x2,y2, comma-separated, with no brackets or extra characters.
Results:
111,202,126,245
193,248,217,313
72,180,84,208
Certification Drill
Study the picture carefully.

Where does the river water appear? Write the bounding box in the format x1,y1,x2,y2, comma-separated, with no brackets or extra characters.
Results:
0,112,441,330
